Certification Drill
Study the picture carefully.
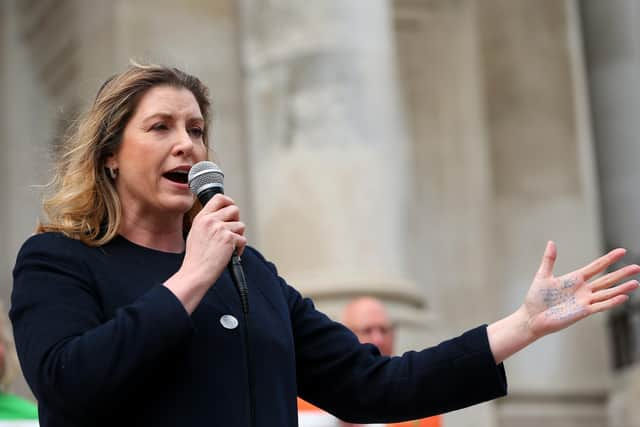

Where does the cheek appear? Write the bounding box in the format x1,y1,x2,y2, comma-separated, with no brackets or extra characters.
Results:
195,144,208,161
118,149,162,189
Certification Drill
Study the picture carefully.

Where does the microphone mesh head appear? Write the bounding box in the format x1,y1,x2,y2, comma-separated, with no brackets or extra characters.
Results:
188,161,224,195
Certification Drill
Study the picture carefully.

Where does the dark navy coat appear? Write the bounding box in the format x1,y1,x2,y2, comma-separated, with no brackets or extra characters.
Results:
11,233,507,427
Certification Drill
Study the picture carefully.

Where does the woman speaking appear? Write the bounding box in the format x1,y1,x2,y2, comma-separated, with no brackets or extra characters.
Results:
10,63,640,427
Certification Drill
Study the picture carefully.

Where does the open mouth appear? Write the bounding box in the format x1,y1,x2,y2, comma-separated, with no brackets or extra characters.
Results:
163,170,188,184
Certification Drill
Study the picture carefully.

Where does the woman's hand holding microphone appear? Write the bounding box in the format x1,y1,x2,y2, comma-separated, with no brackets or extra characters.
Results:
164,194,247,314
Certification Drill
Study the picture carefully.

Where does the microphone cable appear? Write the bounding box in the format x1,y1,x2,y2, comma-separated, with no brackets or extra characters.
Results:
229,251,255,427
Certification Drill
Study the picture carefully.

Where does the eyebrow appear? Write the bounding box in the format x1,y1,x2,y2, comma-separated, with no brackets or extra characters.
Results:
142,112,204,124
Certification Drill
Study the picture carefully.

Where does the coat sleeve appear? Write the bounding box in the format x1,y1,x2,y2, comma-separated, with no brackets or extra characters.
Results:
10,234,193,419
251,254,508,423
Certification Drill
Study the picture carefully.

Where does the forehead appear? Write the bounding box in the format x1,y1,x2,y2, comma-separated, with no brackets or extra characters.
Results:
350,301,391,326
132,85,203,119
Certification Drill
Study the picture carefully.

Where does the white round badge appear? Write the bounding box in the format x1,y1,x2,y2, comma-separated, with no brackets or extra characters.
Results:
220,314,239,330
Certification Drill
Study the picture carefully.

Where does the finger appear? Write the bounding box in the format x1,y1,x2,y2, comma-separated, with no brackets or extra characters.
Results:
589,264,640,292
536,241,557,278
210,205,241,222
589,294,630,315
209,226,246,257
226,221,246,236
579,248,627,281
212,221,246,243
591,280,639,304
233,235,248,257
200,193,235,213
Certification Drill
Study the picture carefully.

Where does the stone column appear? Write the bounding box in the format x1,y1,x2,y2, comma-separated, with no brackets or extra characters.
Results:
393,2,498,426
394,0,496,332
238,0,425,329
580,1,640,426
479,1,607,426
580,0,640,260
395,1,606,426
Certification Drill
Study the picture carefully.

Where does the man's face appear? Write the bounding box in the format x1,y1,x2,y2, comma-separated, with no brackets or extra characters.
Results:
343,298,395,356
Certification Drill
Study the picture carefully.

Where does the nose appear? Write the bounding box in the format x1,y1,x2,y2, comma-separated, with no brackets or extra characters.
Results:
172,128,195,158
368,330,386,348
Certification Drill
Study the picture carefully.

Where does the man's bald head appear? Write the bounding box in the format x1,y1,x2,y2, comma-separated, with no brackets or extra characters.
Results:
341,296,395,356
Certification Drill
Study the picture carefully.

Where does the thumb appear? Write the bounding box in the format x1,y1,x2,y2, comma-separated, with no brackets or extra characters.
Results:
536,240,557,278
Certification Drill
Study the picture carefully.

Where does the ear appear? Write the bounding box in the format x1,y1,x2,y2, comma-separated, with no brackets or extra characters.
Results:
104,153,118,169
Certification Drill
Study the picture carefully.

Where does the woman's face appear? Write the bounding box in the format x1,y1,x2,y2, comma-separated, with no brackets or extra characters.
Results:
107,85,208,222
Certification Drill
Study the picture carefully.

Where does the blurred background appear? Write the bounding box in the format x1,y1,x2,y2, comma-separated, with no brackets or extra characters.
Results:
2,0,640,426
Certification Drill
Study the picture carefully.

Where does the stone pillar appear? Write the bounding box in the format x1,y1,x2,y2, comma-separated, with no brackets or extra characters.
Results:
393,2,498,426
395,0,606,426
394,0,495,332
479,1,606,426
580,1,640,426
580,0,640,260
238,0,425,331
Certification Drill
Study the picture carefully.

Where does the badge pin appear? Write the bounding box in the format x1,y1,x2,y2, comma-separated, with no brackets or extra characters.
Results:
220,314,239,330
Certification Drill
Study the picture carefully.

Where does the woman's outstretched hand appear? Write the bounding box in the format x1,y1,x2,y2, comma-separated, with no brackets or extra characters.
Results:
488,241,640,364
524,241,639,337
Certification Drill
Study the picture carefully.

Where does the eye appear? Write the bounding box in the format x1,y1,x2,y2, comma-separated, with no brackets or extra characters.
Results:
150,122,169,131
188,127,204,138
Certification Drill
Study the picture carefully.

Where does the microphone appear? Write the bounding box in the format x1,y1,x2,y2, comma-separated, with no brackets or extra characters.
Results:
188,161,249,315
187,161,225,206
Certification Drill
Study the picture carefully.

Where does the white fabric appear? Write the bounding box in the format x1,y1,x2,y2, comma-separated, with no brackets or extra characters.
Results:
298,412,384,427
0,421,39,427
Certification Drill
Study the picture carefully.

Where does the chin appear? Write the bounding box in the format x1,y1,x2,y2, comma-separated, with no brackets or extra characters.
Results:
178,201,197,214
163,196,196,215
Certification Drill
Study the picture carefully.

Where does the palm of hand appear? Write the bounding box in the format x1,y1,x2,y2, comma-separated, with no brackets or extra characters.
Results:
525,273,589,337
522,242,640,339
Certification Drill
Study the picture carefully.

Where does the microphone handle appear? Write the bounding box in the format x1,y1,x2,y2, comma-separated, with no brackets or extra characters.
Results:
197,186,224,206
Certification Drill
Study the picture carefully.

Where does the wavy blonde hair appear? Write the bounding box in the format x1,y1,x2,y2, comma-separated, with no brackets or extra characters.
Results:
38,63,211,246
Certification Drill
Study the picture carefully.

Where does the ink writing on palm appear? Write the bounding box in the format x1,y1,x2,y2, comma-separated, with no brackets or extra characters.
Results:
524,242,640,338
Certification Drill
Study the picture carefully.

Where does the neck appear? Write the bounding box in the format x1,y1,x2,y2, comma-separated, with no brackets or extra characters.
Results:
118,211,186,253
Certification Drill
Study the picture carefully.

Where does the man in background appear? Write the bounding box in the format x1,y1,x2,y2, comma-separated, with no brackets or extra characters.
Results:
298,297,442,427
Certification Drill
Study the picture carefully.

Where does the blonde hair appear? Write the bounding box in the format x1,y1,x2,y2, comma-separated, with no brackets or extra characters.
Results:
38,63,212,246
